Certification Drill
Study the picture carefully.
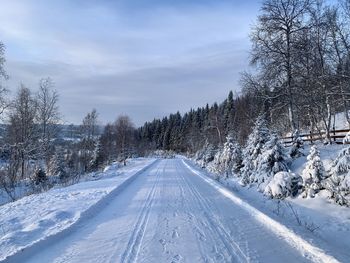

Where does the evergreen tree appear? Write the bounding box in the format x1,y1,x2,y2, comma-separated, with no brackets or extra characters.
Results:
240,115,271,186
48,149,68,183
195,141,216,168
289,130,304,158
325,147,350,206
343,131,350,144
255,134,290,191
224,91,235,134
210,135,242,177
32,167,48,186
90,140,104,170
301,146,326,198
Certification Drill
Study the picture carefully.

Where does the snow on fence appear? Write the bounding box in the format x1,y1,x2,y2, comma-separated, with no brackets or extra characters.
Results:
281,128,350,147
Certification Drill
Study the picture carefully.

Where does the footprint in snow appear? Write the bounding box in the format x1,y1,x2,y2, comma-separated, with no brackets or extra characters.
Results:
172,229,179,239
171,254,182,263
159,238,167,252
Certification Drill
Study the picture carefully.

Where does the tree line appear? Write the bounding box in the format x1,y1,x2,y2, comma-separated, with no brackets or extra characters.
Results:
138,0,350,153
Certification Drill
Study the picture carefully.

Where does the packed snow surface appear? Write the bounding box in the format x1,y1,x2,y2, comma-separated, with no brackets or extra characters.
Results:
0,158,346,262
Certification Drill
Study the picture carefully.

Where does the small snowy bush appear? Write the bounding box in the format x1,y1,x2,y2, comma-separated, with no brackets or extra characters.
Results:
343,131,350,144
264,171,301,199
48,150,68,183
209,147,224,175
30,167,49,192
289,129,304,158
301,146,326,198
325,147,350,206
240,115,271,186
33,167,47,186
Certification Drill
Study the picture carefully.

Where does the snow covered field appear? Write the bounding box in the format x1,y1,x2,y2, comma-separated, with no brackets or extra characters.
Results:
1,158,347,262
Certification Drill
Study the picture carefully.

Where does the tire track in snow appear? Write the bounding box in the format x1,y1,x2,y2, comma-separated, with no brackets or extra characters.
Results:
119,161,165,263
175,162,250,263
175,163,212,262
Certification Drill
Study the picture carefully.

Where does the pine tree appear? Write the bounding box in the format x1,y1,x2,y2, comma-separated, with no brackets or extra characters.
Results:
343,131,350,144
289,129,304,158
90,140,104,170
240,115,271,186
48,149,68,182
33,167,47,186
325,147,350,206
255,134,290,191
195,141,216,168
211,135,242,177
224,91,235,133
301,146,326,198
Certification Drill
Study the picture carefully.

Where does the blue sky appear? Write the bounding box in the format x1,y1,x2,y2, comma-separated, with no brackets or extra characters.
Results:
0,0,260,125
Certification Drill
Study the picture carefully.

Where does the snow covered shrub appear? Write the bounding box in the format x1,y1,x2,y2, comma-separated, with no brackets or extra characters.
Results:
343,131,350,144
33,167,47,185
254,134,290,191
264,171,301,199
240,115,271,186
289,130,304,158
195,141,217,168
31,167,49,192
325,147,350,206
47,150,68,183
208,146,224,175
209,135,242,177
90,140,104,170
301,146,326,198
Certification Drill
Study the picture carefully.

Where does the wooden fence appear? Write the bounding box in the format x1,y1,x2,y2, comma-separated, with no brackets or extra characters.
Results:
281,128,350,147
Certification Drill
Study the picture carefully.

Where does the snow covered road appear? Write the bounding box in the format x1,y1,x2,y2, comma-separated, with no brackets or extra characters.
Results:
5,159,334,262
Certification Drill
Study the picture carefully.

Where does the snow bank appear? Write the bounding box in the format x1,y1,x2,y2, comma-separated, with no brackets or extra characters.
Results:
182,159,340,263
0,158,156,262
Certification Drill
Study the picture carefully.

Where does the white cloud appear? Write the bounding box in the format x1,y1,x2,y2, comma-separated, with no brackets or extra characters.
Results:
0,0,259,125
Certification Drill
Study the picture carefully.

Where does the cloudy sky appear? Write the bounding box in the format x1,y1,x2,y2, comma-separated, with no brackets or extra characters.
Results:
0,0,260,126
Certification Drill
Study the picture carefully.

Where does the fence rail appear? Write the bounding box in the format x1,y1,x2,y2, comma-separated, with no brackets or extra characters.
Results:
281,128,350,147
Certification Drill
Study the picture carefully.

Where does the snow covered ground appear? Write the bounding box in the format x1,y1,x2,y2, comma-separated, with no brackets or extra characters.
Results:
0,158,156,262
0,158,347,262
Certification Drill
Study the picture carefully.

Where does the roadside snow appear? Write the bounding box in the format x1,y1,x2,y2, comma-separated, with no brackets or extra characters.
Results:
0,158,156,262
182,159,341,263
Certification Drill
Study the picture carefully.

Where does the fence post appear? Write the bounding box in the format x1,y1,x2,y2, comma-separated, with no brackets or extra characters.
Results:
309,131,313,144
333,128,336,142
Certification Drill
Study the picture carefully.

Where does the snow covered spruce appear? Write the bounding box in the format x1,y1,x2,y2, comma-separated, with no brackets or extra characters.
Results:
301,146,326,198
325,147,350,206
194,116,350,206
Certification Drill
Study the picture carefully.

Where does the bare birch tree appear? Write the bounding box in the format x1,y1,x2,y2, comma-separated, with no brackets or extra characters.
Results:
36,77,60,163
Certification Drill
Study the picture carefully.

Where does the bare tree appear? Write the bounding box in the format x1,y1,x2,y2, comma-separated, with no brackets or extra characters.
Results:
0,42,10,118
99,123,116,163
7,85,38,179
114,115,135,164
251,0,312,131
36,77,60,163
